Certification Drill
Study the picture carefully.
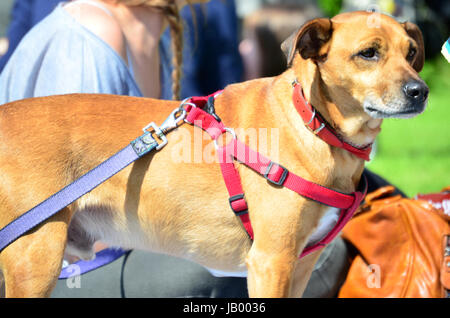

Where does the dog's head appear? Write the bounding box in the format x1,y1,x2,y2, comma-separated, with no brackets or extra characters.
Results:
282,11,428,144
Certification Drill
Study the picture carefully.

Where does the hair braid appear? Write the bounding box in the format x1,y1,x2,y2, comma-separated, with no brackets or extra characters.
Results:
161,3,183,100
113,0,186,100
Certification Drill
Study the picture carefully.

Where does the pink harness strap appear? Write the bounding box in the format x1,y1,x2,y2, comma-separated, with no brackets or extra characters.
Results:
181,93,367,258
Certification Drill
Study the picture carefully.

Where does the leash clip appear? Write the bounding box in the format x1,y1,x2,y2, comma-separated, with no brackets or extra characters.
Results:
159,107,187,135
141,107,186,151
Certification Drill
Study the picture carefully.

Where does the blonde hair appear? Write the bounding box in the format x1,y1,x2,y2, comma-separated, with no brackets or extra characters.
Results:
115,0,186,100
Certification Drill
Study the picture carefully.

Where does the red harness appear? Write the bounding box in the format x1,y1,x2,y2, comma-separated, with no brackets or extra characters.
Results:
181,82,368,258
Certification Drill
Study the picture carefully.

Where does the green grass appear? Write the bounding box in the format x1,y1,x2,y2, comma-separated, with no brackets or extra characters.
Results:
366,56,450,197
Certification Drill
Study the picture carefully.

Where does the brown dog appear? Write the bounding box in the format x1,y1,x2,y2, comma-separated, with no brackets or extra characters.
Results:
0,11,427,297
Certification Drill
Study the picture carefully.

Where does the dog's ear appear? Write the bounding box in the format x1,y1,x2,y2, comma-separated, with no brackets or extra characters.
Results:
281,18,333,66
401,21,425,73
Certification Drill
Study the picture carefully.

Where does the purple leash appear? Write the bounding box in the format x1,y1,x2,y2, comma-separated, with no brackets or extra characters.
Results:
0,145,143,253
0,107,186,278
59,248,129,279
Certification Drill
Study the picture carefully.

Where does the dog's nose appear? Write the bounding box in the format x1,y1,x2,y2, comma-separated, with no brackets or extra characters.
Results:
403,80,429,102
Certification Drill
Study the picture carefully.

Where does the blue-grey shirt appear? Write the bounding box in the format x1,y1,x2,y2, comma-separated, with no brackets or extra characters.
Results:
0,3,174,103
0,0,244,105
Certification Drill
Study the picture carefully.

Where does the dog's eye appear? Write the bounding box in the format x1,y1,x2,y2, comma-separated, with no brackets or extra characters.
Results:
407,47,417,60
358,48,378,60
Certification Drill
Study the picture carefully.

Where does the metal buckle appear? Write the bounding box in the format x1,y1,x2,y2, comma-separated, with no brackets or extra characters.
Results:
264,161,288,186
312,123,326,135
304,108,326,135
213,127,236,150
178,97,197,125
141,107,187,151
306,108,316,125
142,122,167,151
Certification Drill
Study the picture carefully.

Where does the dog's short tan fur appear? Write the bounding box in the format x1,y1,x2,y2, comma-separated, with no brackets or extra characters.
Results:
0,12,427,297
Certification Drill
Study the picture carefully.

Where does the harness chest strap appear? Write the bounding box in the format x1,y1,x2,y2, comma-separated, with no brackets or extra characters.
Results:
183,100,367,258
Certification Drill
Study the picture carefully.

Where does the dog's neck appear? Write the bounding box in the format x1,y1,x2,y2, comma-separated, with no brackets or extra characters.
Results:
270,58,375,189
295,59,383,151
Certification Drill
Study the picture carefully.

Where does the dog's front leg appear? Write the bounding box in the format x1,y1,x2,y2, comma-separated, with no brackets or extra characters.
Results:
243,194,322,298
244,202,304,297
289,250,323,297
246,244,298,297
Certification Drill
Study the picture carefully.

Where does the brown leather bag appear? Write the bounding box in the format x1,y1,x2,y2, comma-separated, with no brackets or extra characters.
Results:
338,186,450,298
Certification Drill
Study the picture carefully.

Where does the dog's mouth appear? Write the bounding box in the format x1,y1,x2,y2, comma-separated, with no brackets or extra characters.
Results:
364,104,426,119
336,132,374,150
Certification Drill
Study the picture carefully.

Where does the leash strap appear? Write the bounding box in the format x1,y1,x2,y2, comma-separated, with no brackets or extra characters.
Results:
59,247,129,279
0,106,185,255
0,113,183,278
0,144,149,253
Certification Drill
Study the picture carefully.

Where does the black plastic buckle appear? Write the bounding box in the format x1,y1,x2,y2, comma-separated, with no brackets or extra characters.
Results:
205,96,222,122
228,194,248,216
264,162,288,186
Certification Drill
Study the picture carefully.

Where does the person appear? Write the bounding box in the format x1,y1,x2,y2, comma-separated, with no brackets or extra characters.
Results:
177,0,243,97
0,0,175,101
0,0,63,73
0,0,244,101
0,0,244,94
